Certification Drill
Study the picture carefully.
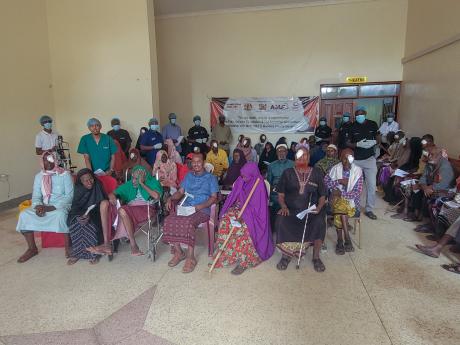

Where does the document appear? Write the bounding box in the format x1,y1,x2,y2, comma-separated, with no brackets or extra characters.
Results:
177,205,196,217
394,169,409,177
296,205,317,220
84,204,96,216
230,217,242,228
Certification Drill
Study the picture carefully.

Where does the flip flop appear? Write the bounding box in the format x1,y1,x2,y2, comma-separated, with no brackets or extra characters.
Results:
441,263,460,274
182,258,197,273
67,257,79,265
414,244,439,258
131,250,144,257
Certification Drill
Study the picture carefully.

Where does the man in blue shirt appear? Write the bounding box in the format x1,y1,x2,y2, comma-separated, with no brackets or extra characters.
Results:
163,153,218,273
140,117,164,166
161,113,183,154
77,118,117,174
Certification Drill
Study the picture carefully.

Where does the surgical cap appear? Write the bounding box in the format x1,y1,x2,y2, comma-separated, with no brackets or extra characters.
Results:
87,118,101,127
39,115,53,125
320,116,327,121
386,112,395,118
193,115,201,122
168,113,177,120
343,112,351,117
148,117,159,126
111,117,120,126
356,106,367,112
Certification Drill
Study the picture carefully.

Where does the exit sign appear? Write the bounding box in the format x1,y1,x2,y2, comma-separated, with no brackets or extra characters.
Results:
346,76,368,83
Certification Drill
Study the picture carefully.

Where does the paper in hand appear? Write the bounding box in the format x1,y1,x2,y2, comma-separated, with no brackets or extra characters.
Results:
394,169,409,177
296,205,317,220
84,204,96,216
176,136,184,145
177,205,196,217
230,217,242,228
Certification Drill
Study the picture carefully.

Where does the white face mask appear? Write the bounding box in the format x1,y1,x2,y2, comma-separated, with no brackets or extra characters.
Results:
387,118,394,123
347,155,354,164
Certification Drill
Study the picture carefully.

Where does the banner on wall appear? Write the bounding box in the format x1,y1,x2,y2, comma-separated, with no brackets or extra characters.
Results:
210,96,319,133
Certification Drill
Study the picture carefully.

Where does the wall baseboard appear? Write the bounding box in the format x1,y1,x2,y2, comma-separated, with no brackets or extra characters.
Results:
0,194,32,213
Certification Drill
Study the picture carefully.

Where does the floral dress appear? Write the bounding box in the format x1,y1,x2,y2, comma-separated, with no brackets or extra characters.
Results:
212,204,261,268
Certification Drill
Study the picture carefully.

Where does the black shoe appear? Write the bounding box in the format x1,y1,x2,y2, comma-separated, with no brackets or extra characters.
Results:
365,211,377,220
231,265,247,275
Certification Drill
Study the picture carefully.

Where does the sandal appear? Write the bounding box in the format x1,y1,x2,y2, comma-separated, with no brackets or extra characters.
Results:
276,256,291,271
441,263,460,274
168,251,186,267
414,244,439,258
182,258,197,273
66,257,79,265
231,264,247,275
312,258,326,272
89,257,100,265
344,241,355,252
335,242,345,255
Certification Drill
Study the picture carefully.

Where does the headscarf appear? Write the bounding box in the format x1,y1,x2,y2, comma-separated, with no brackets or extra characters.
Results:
222,149,247,186
315,145,339,175
68,169,106,225
400,137,422,172
115,165,163,203
165,138,182,164
258,142,276,169
287,142,297,160
220,162,274,260
152,150,177,187
40,152,66,204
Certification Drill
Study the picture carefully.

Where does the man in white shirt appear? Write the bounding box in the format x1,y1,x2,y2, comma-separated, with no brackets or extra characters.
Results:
35,115,59,155
378,112,399,144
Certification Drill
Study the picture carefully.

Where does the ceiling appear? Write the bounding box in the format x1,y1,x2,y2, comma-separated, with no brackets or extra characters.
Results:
154,0,354,16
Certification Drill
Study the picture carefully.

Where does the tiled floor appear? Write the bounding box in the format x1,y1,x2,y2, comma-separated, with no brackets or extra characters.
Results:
0,196,459,345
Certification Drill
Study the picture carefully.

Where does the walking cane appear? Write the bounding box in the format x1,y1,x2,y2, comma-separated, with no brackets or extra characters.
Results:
296,195,312,270
209,178,261,274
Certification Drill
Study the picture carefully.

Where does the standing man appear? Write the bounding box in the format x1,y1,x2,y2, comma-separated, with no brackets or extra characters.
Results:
140,117,164,166
35,115,59,155
337,112,353,151
107,117,132,158
162,113,183,155
315,116,332,144
347,106,380,220
77,118,117,175
378,112,399,146
206,140,229,179
187,115,209,154
211,114,232,156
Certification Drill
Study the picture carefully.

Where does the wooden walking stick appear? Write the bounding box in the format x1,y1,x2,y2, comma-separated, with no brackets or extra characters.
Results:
209,178,261,274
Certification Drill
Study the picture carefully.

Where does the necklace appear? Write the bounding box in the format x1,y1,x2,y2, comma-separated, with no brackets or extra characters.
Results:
294,167,312,195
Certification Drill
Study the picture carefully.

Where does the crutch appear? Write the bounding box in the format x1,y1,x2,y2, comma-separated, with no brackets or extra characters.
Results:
296,195,312,270
209,178,261,274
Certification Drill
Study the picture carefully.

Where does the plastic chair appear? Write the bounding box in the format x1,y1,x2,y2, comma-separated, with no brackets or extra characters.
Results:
198,203,219,257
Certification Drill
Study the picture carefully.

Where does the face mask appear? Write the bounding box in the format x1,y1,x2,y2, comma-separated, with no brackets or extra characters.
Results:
194,120,201,126
342,117,349,123
387,118,394,123
43,122,52,130
320,121,326,126
356,115,366,124
347,155,354,164
150,124,159,131
112,125,121,131
170,119,176,125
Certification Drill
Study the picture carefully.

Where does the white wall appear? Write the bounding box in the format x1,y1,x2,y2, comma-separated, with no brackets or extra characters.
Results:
155,0,408,147
46,0,158,169
399,0,460,156
0,0,54,203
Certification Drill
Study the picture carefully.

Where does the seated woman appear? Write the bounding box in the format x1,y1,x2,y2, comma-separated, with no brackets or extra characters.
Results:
212,162,274,275
90,165,162,256
275,146,327,272
163,153,219,273
239,137,257,162
222,149,247,188
67,168,107,265
258,142,276,175
324,149,363,254
315,144,340,176
123,148,151,181
16,152,74,263
152,150,178,189
165,138,183,164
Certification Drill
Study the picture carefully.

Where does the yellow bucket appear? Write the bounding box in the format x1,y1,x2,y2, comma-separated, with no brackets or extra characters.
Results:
18,200,32,214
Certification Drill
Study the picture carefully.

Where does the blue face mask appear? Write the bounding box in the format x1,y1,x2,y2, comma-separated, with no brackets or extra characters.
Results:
356,115,366,124
112,125,121,131
194,120,201,126
170,119,176,125
150,124,159,131
320,121,326,126
342,117,350,123
43,122,52,130
387,117,394,123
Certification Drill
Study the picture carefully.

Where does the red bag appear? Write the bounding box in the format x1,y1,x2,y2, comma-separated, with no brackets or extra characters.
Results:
41,232,66,248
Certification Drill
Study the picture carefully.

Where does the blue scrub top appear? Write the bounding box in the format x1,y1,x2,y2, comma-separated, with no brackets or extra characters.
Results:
140,130,164,165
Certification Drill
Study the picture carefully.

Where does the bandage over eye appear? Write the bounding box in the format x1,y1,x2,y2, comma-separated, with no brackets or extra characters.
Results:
46,155,55,163
243,140,248,145
296,150,304,159
130,153,136,159
212,143,218,148
421,139,428,145
394,135,399,139
194,147,199,152
347,155,354,164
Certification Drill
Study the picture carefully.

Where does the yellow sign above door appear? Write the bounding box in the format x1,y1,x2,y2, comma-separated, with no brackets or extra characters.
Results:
346,76,368,83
